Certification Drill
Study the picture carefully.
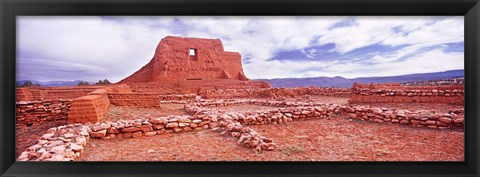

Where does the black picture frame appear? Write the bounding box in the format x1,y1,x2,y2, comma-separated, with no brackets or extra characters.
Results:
1,0,479,176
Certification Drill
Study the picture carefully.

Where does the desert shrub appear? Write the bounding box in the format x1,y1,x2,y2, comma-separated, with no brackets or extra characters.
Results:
281,145,304,156
20,81,40,87
77,81,90,86
95,79,111,85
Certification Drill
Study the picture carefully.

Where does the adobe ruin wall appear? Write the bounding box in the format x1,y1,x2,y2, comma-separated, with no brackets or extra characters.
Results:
16,86,104,102
119,36,250,83
67,89,110,124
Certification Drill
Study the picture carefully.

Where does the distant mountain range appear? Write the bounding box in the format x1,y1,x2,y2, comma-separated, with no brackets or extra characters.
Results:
257,69,464,88
17,69,464,87
16,80,96,87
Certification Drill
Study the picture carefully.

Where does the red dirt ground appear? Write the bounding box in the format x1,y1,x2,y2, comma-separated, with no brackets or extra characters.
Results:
17,96,464,161
102,104,188,121
76,116,463,161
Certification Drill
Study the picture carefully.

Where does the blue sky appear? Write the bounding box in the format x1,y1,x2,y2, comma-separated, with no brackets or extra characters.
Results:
17,16,464,82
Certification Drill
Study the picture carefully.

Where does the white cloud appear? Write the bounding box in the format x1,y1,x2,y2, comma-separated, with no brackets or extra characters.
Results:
322,49,464,79
17,16,464,82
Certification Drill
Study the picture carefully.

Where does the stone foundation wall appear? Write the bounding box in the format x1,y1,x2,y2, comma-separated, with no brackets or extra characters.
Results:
86,113,276,152
186,99,464,130
199,87,351,99
349,83,464,105
186,100,346,125
16,100,72,128
108,93,196,107
88,116,211,140
67,89,110,124
190,99,336,109
345,106,464,129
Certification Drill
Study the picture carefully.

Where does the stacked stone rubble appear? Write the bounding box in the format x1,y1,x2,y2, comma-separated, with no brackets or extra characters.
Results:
86,115,212,140
17,124,90,161
16,100,71,128
216,118,276,152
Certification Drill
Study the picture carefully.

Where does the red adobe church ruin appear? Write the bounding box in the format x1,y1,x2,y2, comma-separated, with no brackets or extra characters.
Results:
119,36,250,83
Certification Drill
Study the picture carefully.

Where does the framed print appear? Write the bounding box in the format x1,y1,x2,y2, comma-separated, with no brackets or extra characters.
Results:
1,0,479,176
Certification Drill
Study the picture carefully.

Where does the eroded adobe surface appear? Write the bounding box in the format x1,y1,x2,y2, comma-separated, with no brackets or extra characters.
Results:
119,36,249,83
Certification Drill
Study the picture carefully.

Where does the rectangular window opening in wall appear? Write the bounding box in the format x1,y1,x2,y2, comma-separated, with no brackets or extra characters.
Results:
189,48,197,56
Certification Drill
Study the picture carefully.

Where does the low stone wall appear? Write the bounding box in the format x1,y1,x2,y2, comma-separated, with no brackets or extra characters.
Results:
87,116,211,141
108,93,196,107
345,106,464,129
189,99,337,111
67,89,110,124
16,100,72,128
198,87,351,99
185,100,344,125
349,83,464,105
187,99,464,130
